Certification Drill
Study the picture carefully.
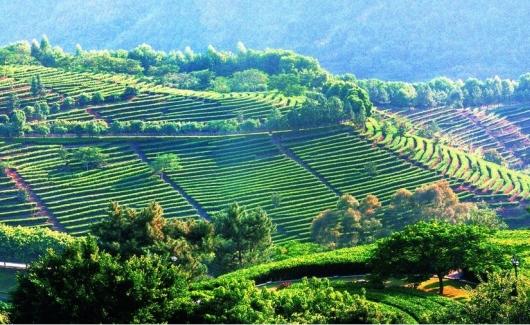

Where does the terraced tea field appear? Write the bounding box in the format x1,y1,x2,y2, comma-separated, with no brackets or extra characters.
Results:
50,92,295,123
487,103,530,134
386,106,529,168
0,141,198,234
366,119,530,200
0,65,528,242
136,135,339,242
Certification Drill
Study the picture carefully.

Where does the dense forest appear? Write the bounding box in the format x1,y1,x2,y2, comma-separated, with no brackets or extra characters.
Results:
1,0,530,80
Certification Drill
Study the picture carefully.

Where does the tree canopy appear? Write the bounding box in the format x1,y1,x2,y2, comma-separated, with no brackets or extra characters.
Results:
371,221,504,294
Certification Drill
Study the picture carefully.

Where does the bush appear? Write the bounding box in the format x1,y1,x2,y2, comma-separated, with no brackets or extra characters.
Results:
77,93,91,107
220,244,374,283
0,224,74,263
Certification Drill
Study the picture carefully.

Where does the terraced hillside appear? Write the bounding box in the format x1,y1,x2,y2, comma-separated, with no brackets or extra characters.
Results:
1,65,299,125
386,106,529,168
276,126,490,204
0,144,48,227
136,135,339,243
0,141,198,234
0,65,528,242
50,92,295,123
486,103,530,138
1,65,126,99
366,119,530,201
0,125,526,240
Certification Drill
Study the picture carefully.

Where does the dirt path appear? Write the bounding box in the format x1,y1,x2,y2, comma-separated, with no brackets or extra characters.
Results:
130,143,212,221
4,168,65,231
271,134,341,196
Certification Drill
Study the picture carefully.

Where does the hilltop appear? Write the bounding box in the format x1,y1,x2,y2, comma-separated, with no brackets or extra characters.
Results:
1,0,530,80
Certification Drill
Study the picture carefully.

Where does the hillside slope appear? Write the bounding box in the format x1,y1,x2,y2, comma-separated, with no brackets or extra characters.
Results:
1,0,530,80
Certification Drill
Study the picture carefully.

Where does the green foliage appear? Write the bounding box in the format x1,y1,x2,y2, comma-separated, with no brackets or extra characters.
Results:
8,110,26,136
371,221,505,294
91,91,104,104
268,73,306,96
222,244,374,283
271,241,326,261
436,273,530,323
10,237,191,324
61,96,75,110
92,202,214,277
64,146,108,170
213,203,275,273
150,153,182,174
77,93,91,107
122,85,139,100
189,277,404,324
272,278,405,323
359,75,518,108
483,148,504,165
228,69,269,92
0,224,74,263
311,194,382,249
29,75,43,97
92,201,167,258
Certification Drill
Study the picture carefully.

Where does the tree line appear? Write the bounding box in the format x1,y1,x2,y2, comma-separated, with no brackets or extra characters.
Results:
356,74,530,108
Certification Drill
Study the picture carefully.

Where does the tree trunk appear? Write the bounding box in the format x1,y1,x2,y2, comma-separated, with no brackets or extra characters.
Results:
438,274,444,295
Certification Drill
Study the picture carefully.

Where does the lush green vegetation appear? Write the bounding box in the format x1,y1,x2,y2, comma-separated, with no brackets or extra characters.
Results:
0,223,73,262
0,32,528,323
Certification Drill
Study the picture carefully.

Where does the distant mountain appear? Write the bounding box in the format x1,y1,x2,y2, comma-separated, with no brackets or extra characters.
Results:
1,0,529,80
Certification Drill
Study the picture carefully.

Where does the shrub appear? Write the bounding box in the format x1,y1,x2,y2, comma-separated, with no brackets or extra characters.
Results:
0,224,74,263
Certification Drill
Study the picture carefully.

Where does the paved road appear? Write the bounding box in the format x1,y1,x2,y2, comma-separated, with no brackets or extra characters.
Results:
0,261,27,270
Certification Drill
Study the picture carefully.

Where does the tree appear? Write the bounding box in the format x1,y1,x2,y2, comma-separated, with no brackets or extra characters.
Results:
436,273,530,323
386,180,477,226
483,148,504,165
212,203,275,273
92,201,214,277
91,91,104,104
61,96,75,110
311,194,382,249
30,75,43,97
122,86,138,100
77,93,91,107
268,73,306,96
371,221,503,294
34,101,50,120
92,201,167,258
8,109,26,136
150,153,182,174
10,237,191,324
6,93,20,111
69,146,108,170
228,69,268,92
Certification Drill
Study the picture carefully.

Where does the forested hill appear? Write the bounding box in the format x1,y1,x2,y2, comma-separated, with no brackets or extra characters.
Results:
1,0,529,81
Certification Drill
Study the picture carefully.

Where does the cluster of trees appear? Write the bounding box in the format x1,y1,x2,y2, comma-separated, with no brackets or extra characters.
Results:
2,37,328,97
310,181,506,251
269,81,373,129
7,210,518,323
90,201,276,277
10,246,403,324
0,82,139,137
357,75,530,108
58,146,109,171
311,194,383,249
386,180,506,229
